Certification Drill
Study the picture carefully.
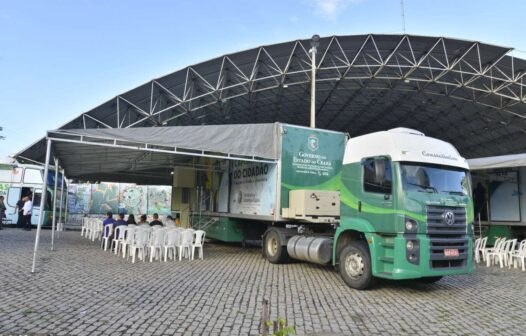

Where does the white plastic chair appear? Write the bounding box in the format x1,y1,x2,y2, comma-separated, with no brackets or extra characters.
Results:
191,230,206,260
487,239,516,268
91,219,103,242
163,229,180,262
148,229,166,262
510,240,526,271
121,227,136,259
475,237,487,263
130,229,149,263
80,217,89,237
179,230,194,261
111,226,126,254
483,237,503,262
85,218,94,239
101,224,114,251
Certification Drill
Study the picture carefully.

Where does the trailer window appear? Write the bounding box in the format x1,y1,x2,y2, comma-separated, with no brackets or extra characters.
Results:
363,158,392,194
24,169,43,184
0,167,23,183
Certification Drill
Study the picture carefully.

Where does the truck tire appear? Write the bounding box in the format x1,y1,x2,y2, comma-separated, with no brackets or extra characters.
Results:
264,229,289,264
417,276,443,284
338,241,375,290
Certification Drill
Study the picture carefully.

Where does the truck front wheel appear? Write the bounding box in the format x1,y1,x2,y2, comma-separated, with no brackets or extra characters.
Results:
264,229,289,264
338,241,375,290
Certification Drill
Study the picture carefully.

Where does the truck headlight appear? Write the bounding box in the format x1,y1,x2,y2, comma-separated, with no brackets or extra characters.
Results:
406,240,415,250
405,218,418,233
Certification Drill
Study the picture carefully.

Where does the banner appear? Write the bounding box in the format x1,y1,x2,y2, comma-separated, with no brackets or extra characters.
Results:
119,184,147,215
280,125,346,210
229,161,276,216
67,183,91,214
90,183,119,214
147,186,172,215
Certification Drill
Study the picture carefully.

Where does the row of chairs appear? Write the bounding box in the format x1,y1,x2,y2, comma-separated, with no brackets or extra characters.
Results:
474,237,526,270
102,224,206,263
80,218,104,241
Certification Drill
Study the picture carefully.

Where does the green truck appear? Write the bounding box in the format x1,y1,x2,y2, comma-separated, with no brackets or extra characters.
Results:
204,124,474,289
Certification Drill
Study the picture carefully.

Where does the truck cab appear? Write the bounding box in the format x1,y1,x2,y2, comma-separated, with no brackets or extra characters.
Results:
335,128,474,288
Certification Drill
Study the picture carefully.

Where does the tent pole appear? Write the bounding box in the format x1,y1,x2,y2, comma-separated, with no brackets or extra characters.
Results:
58,169,65,237
51,158,58,250
64,181,69,228
31,138,52,273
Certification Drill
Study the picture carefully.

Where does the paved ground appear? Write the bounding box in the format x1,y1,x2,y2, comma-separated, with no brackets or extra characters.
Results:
0,229,524,336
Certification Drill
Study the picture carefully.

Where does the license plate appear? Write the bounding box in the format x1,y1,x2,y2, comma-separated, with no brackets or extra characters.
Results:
444,249,459,257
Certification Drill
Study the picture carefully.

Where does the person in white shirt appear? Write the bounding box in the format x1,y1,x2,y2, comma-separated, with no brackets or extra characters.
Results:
23,195,33,231
164,215,176,228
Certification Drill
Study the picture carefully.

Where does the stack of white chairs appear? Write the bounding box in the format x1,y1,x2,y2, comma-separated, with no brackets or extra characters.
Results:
486,238,517,268
510,240,526,271
482,237,504,263
474,237,487,263
80,217,89,237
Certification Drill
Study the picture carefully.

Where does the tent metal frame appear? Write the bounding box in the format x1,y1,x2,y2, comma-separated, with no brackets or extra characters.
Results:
18,34,526,161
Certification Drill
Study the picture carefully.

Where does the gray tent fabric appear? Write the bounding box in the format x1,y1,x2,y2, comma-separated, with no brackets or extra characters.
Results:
16,123,282,185
468,153,526,170
51,123,280,160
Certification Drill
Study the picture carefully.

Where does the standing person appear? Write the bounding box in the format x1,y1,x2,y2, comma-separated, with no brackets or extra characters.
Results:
14,197,25,228
0,196,6,230
23,195,33,231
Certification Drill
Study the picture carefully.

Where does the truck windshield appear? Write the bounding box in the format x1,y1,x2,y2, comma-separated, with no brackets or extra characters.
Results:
400,163,470,195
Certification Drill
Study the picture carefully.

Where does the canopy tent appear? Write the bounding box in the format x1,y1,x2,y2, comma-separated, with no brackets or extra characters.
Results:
19,123,279,185
26,123,282,272
468,153,526,170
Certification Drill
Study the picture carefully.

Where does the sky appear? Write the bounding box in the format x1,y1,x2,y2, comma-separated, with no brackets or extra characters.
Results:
1,0,526,158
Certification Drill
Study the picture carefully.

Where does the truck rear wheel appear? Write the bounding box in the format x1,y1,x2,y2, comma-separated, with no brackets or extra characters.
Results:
264,229,289,264
338,241,375,290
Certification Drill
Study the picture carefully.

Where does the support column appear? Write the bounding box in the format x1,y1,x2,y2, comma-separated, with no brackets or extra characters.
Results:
51,158,58,250
309,34,320,129
31,138,52,273
58,169,65,236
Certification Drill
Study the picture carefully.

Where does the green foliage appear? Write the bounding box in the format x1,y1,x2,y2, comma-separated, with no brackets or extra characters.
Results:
264,317,296,336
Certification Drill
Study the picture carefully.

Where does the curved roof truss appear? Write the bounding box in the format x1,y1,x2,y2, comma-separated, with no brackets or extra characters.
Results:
19,34,526,161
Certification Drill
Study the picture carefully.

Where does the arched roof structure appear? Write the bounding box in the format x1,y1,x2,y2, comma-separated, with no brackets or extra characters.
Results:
18,34,526,162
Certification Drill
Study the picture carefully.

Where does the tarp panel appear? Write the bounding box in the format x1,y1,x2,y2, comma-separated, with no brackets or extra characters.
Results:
468,153,526,170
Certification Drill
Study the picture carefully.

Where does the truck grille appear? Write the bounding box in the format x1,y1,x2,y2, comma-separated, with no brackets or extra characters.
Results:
426,206,468,269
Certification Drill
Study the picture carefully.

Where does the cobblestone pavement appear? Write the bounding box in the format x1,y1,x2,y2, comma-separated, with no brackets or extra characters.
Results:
0,229,524,336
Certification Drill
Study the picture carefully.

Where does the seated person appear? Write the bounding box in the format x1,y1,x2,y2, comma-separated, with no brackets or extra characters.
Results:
103,212,116,226
164,215,176,227
149,213,163,227
138,214,149,227
126,214,137,225
113,213,128,239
